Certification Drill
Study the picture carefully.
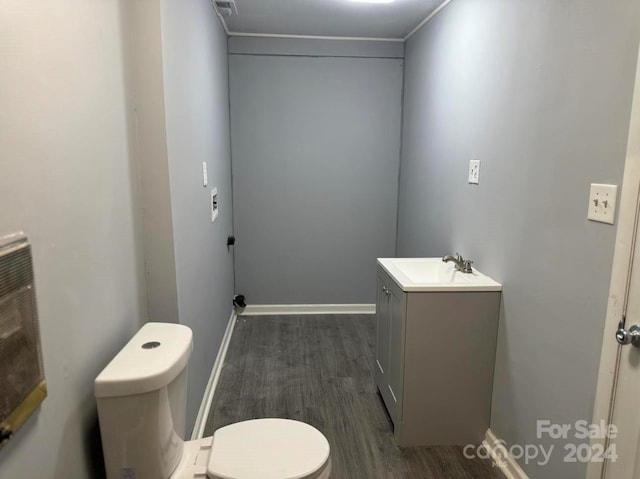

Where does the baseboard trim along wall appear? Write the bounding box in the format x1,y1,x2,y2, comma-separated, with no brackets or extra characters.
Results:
239,304,376,315
191,309,238,440
482,429,530,479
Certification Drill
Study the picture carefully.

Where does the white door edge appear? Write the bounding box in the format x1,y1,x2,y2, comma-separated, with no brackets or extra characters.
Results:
588,43,640,479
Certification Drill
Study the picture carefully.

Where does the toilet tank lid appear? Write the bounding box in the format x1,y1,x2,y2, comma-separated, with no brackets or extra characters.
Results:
95,322,193,398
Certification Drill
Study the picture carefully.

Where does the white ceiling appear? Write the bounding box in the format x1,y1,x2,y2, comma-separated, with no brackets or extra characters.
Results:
220,0,448,40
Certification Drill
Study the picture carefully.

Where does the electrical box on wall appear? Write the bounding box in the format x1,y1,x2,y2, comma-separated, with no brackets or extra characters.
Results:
211,188,218,223
468,160,480,184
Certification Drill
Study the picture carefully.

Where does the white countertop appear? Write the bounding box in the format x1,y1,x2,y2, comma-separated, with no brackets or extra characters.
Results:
377,258,502,292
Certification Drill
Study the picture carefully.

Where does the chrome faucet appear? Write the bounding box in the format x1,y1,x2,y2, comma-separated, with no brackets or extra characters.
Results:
442,253,474,273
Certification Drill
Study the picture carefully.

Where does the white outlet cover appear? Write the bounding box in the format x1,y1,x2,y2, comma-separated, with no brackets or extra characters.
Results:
202,162,208,187
468,159,480,184
588,183,618,225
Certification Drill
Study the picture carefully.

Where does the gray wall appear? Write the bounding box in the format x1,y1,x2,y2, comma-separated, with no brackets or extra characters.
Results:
0,0,145,477
398,1,640,477
125,0,234,430
160,0,235,429
230,42,403,304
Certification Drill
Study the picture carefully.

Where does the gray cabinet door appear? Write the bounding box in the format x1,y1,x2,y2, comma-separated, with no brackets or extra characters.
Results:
375,275,390,384
376,268,406,425
387,286,405,422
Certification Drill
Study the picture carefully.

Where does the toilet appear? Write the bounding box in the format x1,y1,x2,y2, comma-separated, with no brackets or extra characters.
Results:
95,322,331,479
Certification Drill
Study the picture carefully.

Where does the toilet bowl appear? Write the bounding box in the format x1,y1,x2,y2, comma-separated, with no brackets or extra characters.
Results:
172,419,331,479
95,323,331,479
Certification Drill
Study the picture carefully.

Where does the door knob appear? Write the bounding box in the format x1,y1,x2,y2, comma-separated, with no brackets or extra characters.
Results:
615,320,640,347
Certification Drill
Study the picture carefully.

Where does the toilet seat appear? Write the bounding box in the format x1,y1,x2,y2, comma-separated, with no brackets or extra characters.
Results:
169,419,331,479
208,418,331,479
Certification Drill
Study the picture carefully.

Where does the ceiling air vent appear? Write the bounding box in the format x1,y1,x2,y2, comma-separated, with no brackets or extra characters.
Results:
213,0,238,17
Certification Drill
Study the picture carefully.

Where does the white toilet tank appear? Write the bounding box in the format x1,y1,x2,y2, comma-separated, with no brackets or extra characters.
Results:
95,322,193,479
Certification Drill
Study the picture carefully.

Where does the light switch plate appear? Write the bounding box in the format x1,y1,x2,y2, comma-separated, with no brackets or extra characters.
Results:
202,162,208,187
588,183,617,225
468,160,480,184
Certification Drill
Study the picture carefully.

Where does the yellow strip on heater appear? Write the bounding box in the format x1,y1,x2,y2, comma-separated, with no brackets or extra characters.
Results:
0,380,47,449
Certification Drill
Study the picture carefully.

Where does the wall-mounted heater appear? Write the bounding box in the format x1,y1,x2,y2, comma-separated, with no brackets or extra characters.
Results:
0,232,47,449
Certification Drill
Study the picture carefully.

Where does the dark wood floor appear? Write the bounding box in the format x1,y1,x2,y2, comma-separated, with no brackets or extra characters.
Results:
204,314,504,479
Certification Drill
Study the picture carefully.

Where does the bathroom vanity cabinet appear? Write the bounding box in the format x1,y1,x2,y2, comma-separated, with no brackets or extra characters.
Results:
375,261,501,446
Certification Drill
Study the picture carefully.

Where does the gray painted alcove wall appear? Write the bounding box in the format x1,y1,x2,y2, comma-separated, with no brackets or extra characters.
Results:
398,1,640,477
160,0,235,431
123,0,235,432
229,39,404,305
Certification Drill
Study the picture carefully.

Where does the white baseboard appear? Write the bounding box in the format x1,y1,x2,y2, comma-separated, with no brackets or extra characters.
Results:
190,309,237,440
482,429,529,479
238,304,376,316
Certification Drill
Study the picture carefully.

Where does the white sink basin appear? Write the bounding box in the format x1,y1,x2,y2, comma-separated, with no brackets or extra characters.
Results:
377,258,502,292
